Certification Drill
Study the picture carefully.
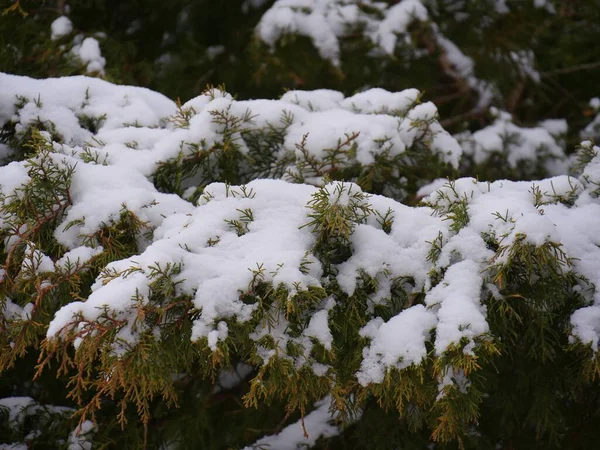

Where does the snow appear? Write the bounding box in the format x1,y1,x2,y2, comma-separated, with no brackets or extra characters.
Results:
55,246,103,272
46,179,324,351
68,420,95,450
257,0,495,109
434,32,495,110
256,0,348,66
357,305,436,385
341,88,420,116
336,198,447,296
54,159,192,249
50,16,73,41
425,260,487,355
207,321,229,351
494,0,510,14
0,396,93,450
283,97,460,169
425,176,582,251
534,0,556,14
1,298,26,322
285,109,406,165
21,303,34,321
457,107,566,172
0,73,176,144
205,45,225,60
281,89,345,112
0,397,37,424
421,174,600,354
0,74,460,362
1,75,461,213
305,309,333,350
564,143,600,349
0,73,191,257
571,307,600,351
578,142,600,196
2,73,600,427
217,363,255,390
42,169,599,381
281,87,422,117
372,0,428,54
417,178,449,198
437,366,470,399
257,0,429,66
0,162,30,195
244,396,340,450
540,118,568,137
71,37,106,74
21,244,55,276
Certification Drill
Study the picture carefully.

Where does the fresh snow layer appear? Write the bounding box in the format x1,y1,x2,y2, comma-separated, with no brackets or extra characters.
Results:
44,174,600,377
244,396,340,450
46,179,323,351
0,73,192,251
50,16,73,40
358,305,436,385
55,246,103,272
375,0,428,53
0,73,176,147
71,37,106,74
0,73,462,180
456,108,566,172
2,73,600,397
425,260,487,356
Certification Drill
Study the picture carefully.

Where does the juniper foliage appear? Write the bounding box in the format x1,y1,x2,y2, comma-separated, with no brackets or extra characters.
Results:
1,1,600,450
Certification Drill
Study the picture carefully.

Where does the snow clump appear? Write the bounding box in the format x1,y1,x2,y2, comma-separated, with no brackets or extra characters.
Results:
50,16,73,40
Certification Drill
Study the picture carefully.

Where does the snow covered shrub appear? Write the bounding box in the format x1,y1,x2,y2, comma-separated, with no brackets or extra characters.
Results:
2,0,600,447
455,108,568,181
2,71,600,449
0,397,94,450
0,73,461,203
153,87,461,203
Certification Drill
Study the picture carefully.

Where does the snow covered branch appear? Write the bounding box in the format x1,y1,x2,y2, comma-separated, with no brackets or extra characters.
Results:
1,72,600,448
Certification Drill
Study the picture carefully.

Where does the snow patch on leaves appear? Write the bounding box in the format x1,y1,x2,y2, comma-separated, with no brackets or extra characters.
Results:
257,0,429,65
357,305,436,385
456,108,566,173
243,396,341,450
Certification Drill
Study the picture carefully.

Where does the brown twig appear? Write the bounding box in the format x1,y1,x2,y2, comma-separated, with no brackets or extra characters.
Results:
440,107,487,128
540,61,600,77
506,79,526,114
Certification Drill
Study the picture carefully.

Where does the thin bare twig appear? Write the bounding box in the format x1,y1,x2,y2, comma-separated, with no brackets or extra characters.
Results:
506,79,526,114
440,108,486,128
540,61,600,77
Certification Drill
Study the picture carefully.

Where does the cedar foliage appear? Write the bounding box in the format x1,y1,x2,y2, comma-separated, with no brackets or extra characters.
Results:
1,1,600,449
